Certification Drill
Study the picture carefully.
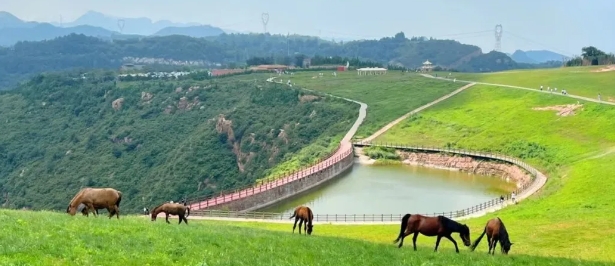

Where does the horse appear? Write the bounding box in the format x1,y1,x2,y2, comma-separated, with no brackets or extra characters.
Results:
393,214,471,253
470,217,513,255
66,187,122,219
150,202,190,224
289,206,314,235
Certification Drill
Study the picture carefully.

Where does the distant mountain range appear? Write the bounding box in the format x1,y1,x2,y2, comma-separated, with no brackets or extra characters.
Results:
0,10,226,46
510,50,566,64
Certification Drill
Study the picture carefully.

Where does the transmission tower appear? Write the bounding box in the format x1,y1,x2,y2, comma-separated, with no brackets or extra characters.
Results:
261,13,269,33
494,24,503,52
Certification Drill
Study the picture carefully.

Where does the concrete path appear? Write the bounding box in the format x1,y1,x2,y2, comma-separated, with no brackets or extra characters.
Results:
420,74,615,106
360,82,476,143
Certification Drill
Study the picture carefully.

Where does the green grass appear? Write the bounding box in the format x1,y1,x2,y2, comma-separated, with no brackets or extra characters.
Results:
275,71,462,139
0,210,607,266
374,84,615,261
440,66,615,101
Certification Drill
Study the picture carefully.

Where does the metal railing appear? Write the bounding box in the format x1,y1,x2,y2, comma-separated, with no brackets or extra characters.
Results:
189,142,542,222
187,144,355,210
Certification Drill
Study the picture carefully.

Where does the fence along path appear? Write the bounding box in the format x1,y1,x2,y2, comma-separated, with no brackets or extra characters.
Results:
187,77,368,211
187,142,546,223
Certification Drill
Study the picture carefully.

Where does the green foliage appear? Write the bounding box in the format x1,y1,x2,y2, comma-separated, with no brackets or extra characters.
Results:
566,46,615,66
0,33,536,90
363,146,400,160
0,72,356,213
0,210,606,266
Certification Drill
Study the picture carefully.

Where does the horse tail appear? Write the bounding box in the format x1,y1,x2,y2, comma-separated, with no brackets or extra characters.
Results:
470,226,487,251
115,191,122,207
307,207,314,226
393,214,411,243
185,206,191,217
289,209,297,219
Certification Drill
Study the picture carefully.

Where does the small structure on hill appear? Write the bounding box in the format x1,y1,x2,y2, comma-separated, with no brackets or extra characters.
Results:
357,67,388,76
421,60,434,72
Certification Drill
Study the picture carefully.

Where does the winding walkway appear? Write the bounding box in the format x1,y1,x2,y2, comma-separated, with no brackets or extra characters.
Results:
361,82,476,143
420,74,615,106
186,77,367,211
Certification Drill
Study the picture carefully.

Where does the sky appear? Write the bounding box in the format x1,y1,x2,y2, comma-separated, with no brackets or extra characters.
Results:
2,0,614,55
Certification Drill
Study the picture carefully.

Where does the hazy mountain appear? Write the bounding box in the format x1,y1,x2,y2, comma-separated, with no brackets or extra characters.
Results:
0,11,127,46
511,49,565,64
0,11,39,29
60,11,204,35
153,25,225,38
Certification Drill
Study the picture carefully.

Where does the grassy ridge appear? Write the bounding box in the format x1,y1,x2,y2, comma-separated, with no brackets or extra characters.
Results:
375,83,615,261
444,66,615,100
281,71,462,138
0,210,606,266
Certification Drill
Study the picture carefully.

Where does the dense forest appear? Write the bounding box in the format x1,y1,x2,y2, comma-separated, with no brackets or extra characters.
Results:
0,32,546,90
0,72,357,212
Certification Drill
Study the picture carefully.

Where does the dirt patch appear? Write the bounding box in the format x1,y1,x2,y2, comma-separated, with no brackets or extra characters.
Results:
532,104,583,117
398,151,532,188
592,65,615,72
299,94,320,103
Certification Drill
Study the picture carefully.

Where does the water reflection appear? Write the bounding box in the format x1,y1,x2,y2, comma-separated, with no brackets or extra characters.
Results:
258,161,516,216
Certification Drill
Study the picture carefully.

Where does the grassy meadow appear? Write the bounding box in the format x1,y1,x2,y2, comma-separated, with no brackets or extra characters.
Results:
441,66,615,101
273,70,462,139
0,210,607,266
375,82,615,261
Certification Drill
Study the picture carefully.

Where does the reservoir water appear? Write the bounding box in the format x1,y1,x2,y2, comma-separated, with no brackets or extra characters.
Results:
258,161,516,216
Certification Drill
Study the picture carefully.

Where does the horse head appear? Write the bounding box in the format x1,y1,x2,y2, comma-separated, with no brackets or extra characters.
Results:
307,224,314,235
150,206,159,221
460,224,472,247
501,241,513,254
66,204,78,216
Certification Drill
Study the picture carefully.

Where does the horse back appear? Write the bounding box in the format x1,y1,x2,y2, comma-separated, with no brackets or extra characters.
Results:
294,206,312,220
408,215,440,235
485,218,501,238
82,188,121,206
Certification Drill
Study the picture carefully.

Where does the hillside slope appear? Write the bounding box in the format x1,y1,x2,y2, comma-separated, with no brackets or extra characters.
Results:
0,73,356,212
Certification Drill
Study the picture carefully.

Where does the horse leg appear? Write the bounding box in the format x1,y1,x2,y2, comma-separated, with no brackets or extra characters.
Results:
298,219,303,235
444,235,460,253
292,217,299,233
165,213,170,224
487,236,493,254
434,235,443,252
87,203,97,217
492,239,499,255
411,232,419,251
178,215,183,225
397,228,414,249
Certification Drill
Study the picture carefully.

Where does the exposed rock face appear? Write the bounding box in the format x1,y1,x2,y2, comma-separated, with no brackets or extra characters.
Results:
397,151,532,188
112,98,124,111
141,92,153,102
214,114,255,172
299,94,320,103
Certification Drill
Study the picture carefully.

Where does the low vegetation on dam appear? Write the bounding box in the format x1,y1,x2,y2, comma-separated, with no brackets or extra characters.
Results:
0,72,357,212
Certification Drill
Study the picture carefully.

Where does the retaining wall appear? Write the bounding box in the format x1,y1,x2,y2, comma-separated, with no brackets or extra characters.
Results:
213,148,354,212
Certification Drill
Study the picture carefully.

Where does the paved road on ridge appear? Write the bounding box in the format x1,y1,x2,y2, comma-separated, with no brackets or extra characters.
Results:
420,74,615,106
186,77,368,211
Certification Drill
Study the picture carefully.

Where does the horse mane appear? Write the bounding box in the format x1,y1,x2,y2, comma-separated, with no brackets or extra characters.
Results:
497,217,511,244
151,202,167,213
438,216,465,232
68,187,90,207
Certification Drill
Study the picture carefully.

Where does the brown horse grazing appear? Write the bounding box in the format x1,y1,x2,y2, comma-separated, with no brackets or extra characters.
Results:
470,217,513,255
289,206,314,235
393,214,471,253
66,187,122,219
150,203,190,224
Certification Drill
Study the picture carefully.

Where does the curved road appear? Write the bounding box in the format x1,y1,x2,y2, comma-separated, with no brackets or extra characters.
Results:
186,77,367,211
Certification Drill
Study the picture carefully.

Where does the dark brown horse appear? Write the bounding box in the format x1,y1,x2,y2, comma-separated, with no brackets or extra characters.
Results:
78,203,100,217
289,206,314,235
393,214,471,253
67,188,122,219
470,217,513,255
150,202,190,224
